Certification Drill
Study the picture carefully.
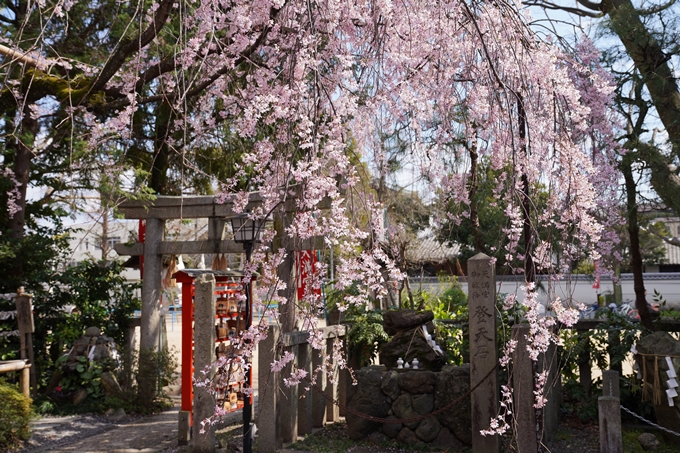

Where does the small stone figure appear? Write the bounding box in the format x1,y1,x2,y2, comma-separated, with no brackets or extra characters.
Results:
397,357,404,369
412,358,419,369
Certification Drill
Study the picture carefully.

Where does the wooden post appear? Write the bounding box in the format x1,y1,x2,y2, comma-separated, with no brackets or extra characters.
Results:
124,318,140,389
297,342,314,436
325,334,339,423
257,326,281,453
312,337,328,428
468,253,499,453
178,410,191,446
281,344,299,443
274,212,296,333
338,346,349,418
141,217,164,352
20,365,30,397
15,289,35,394
600,370,622,453
512,324,538,453
193,274,216,453
541,336,561,444
577,329,592,397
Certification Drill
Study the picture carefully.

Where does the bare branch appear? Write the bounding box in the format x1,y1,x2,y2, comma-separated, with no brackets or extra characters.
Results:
638,0,677,15
574,0,604,11
0,43,42,67
641,224,680,247
103,5,283,111
88,0,175,94
524,0,604,17
134,58,177,93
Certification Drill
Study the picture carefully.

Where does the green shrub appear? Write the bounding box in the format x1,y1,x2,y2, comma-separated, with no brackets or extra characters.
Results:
124,346,178,413
56,355,107,399
0,381,32,451
426,279,469,365
345,307,389,368
325,284,389,368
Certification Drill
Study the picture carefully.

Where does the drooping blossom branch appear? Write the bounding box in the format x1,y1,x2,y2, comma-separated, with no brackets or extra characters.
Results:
3,0,623,438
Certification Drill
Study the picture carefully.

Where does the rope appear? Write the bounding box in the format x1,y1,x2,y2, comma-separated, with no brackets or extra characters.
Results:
654,356,662,406
307,363,499,424
620,405,680,437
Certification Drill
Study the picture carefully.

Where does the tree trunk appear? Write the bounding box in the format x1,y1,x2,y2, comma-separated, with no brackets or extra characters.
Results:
602,0,680,152
101,209,109,262
621,155,653,330
7,108,37,240
601,0,680,213
518,98,535,284
151,102,173,194
6,105,38,282
468,146,485,253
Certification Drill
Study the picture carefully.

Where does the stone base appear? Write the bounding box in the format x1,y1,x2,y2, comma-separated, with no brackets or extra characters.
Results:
346,365,471,447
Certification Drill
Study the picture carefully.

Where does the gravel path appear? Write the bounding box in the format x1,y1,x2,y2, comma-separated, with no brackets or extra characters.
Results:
19,395,255,453
19,410,175,453
21,415,122,452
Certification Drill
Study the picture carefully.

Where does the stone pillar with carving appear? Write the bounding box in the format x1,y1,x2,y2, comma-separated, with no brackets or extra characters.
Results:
468,253,499,453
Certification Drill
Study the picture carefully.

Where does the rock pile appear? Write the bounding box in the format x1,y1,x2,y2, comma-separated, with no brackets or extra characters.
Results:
346,364,470,448
63,326,119,370
636,331,680,446
380,310,446,372
54,326,123,404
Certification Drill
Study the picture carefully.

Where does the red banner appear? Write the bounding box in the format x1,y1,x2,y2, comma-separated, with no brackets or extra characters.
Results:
139,219,146,279
297,250,321,301
592,275,600,290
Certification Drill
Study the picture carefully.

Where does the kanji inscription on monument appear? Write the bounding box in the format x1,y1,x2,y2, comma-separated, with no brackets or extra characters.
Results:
468,253,499,453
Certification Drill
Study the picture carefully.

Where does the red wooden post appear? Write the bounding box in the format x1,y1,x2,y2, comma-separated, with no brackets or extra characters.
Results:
180,276,194,417
138,220,146,278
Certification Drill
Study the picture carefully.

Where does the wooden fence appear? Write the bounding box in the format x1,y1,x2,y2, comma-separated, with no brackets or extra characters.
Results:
0,288,35,396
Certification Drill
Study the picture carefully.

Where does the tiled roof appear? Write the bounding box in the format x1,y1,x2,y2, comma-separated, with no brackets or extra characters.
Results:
406,230,460,263
657,218,680,265
663,241,680,266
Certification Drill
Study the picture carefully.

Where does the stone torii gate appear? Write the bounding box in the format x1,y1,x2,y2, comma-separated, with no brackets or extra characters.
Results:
114,191,323,353
113,191,325,444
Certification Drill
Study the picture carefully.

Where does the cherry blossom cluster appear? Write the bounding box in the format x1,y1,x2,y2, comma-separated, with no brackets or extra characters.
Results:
2,167,22,219
481,384,513,437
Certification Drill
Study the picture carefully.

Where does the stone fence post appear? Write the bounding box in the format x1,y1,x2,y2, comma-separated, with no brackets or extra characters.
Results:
599,370,622,453
512,324,561,452
512,324,537,453
257,326,281,453
257,325,346,450
298,341,314,436
468,253,499,453
193,274,216,453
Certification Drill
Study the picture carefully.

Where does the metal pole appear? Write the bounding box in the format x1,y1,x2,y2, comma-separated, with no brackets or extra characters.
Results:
244,241,254,453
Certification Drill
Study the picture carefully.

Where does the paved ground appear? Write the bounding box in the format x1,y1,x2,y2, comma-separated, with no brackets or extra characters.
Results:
38,409,181,453
26,400,253,453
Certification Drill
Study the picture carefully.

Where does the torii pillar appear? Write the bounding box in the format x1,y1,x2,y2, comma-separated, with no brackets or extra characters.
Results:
141,217,164,352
